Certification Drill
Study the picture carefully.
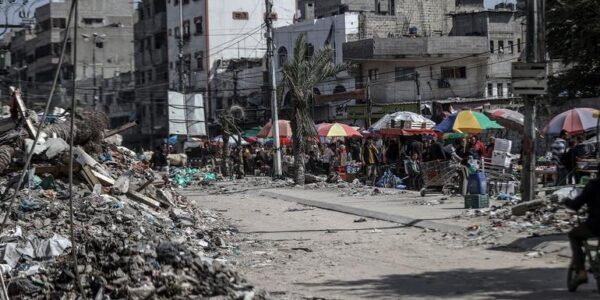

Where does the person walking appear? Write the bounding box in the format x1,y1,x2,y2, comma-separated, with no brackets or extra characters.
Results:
552,130,569,186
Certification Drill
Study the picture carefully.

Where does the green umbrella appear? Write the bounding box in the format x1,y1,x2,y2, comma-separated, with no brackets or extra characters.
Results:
242,126,262,138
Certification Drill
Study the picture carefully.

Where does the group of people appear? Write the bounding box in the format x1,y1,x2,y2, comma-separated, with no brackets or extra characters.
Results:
551,130,596,186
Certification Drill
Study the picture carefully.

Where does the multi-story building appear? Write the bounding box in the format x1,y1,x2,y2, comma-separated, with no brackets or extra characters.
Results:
299,0,455,37
165,0,296,126
132,0,169,149
450,0,524,98
6,0,134,108
343,36,490,103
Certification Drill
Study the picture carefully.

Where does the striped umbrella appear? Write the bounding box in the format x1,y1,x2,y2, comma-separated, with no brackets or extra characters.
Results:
544,108,600,136
486,108,524,130
434,111,503,134
318,123,362,138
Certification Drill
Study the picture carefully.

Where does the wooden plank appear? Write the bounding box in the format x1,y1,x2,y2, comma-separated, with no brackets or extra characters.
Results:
135,178,155,192
91,169,116,186
104,121,138,139
80,165,101,188
126,191,161,209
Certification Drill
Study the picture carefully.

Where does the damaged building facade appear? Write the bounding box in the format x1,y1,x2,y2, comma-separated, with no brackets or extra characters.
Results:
4,0,135,109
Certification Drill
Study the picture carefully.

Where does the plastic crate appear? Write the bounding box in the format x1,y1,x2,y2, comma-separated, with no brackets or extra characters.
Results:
464,194,489,209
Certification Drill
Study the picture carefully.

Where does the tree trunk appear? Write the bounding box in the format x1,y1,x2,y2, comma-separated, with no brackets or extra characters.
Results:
292,132,305,185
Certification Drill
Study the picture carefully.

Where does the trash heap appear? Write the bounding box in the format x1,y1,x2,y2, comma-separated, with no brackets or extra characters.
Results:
0,100,259,299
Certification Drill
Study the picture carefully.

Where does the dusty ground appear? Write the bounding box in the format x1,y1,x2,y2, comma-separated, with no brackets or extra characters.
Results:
183,187,598,300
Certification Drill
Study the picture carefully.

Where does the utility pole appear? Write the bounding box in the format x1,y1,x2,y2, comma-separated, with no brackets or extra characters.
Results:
415,71,421,115
178,0,190,141
521,0,546,202
265,0,282,177
366,78,372,128
92,39,96,110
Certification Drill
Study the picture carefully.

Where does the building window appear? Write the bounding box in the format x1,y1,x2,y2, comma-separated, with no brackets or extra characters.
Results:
264,12,278,21
52,18,66,29
487,83,493,97
489,40,494,53
154,32,166,49
168,28,172,36
232,11,249,20
517,38,522,52
508,41,514,54
498,40,504,53
183,20,190,41
441,67,467,79
82,18,103,25
305,43,314,60
184,54,191,71
194,16,203,35
333,85,346,94
497,83,504,97
195,51,204,70
507,83,512,96
395,67,415,81
277,47,287,67
368,68,379,81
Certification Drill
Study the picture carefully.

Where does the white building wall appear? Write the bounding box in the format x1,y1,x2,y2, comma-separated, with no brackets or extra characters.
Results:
274,13,359,96
166,0,296,92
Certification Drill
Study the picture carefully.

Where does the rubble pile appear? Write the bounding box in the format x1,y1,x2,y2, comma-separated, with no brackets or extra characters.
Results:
0,100,261,299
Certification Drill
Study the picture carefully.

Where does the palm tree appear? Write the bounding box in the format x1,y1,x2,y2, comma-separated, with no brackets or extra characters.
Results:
280,34,347,185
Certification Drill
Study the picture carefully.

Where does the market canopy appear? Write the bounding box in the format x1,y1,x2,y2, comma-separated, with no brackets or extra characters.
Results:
212,135,248,145
543,107,600,136
434,111,503,134
485,108,525,131
241,126,262,138
370,111,436,131
318,123,362,138
257,120,292,138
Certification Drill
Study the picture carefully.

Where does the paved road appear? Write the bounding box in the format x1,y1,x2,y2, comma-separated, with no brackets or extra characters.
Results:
184,187,597,300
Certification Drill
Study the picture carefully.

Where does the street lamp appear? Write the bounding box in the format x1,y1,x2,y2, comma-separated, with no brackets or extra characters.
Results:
82,32,106,110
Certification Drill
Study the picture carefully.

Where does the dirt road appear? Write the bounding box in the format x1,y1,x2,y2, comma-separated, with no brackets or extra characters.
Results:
184,187,597,300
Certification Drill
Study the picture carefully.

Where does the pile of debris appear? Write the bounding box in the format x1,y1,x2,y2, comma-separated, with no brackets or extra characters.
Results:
0,91,260,299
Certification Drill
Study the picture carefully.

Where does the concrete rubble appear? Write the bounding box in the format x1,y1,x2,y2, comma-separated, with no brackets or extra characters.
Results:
0,103,266,299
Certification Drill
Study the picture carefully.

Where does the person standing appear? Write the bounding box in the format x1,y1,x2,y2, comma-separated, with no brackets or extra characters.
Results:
363,138,380,182
552,130,569,186
484,137,495,159
429,137,447,161
322,144,335,175
150,143,169,173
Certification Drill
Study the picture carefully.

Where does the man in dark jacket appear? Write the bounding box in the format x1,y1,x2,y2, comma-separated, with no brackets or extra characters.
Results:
565,164,600,287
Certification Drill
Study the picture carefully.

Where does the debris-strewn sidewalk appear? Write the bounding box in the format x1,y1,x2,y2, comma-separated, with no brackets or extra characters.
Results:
0,98,264,299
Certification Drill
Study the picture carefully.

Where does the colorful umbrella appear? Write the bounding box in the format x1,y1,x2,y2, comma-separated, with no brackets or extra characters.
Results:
212,135,249,145
257,120,292,138
485,108,525,130
544,108,600,136
318,123,363,138
315,122,331,131
434,111,503,134
371,111,436,131
264,137,292,146
242,126,262,138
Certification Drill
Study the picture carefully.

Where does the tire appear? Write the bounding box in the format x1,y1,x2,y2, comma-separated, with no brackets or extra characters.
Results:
567,264,579,292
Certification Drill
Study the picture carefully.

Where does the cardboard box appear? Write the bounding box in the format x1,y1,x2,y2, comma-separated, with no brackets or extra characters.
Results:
494,138,512,153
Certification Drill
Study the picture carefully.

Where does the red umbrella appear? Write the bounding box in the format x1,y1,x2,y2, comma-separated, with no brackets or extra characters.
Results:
257,120,292,138
544,108,600,136
485,108,525,131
